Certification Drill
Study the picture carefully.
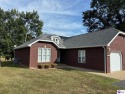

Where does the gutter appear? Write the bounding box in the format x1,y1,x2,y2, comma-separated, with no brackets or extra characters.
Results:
103,46,107,73
14,46,30,50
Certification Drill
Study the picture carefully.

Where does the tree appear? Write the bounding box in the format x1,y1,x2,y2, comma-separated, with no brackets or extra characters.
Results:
0,8,43,58
83,0,125,32
24,11,43,42
0,8,7,56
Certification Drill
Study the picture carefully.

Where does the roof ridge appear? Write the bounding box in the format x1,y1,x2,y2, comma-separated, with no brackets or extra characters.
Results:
15,27,121,49
68,27,117,39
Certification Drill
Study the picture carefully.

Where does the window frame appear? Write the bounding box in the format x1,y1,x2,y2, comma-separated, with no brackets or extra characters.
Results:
78,50,86,63
38,47,51,63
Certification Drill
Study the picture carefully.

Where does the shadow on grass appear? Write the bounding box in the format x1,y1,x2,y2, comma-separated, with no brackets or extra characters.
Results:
1,61,26,68
57,67,76,71
57,63,103,73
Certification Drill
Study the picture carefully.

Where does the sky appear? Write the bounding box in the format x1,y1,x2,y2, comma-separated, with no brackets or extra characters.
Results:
0,0,91,36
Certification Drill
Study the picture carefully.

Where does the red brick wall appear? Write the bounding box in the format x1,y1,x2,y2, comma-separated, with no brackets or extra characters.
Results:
15,47,30,67
30,41,58,68
106,35,125,72
61,47,104,71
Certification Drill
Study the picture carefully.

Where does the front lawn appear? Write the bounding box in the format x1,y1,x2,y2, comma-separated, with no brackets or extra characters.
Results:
0,61,120,94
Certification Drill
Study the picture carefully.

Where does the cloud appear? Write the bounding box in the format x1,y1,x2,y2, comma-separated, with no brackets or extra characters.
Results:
17,0,82,16
0,0,91,36
43,28,87,37
44,19,82,30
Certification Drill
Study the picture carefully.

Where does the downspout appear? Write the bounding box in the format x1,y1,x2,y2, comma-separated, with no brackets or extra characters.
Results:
13,45,17,64
103,46,107,73
57,50,60,63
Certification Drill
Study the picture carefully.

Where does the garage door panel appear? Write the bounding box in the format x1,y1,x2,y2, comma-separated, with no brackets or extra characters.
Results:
110,52,122,72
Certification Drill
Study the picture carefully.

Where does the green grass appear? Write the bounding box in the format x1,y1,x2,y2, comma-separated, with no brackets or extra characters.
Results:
0,61,120,94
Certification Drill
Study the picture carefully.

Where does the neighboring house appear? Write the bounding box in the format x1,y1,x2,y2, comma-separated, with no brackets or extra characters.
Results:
14,28,125,73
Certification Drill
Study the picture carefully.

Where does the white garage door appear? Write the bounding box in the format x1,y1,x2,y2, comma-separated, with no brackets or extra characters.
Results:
110,52,122,72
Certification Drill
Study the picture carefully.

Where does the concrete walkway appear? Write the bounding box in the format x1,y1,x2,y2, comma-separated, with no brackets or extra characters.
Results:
58,64,125,80
94,71,125,80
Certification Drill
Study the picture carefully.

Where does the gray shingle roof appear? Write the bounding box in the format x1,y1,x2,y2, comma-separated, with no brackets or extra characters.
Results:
63,28,119,48
15,34,66,49
15,36,40,49
15,28,120,49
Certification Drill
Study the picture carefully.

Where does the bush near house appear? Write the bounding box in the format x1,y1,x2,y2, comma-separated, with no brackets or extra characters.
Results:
37,65,42,69
51,63,57,68
37,63,57,69
37,64,45,69
44,64,51,68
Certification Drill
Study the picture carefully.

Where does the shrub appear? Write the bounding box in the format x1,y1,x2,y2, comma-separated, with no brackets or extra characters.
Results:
38,64,53,69
41,64,44,68
44,64,51,68
37,64,44,69
37,65,42,69
51,63,57,68
5,55,11,60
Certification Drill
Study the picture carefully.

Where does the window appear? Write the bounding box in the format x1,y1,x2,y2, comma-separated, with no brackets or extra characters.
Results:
38,48,51,62
78,50,86,63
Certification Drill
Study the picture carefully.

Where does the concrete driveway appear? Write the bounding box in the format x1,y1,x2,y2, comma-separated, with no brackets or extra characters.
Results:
90,71,125,80
58,64,125,80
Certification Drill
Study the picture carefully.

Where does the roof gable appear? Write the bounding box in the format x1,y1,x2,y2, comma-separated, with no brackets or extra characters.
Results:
15,34,66,49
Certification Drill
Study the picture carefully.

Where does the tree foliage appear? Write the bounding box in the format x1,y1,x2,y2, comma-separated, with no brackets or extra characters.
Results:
83,0,125,32
0,8,43,57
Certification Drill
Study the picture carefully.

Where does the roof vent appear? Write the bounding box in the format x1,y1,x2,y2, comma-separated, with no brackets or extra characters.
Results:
51,35,60,44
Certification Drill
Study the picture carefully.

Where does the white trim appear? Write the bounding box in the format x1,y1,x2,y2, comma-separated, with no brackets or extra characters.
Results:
107,32,119,46
15,45,106,50
51,35,61,39
28,39,39,46
63,45,106,49
28,39,65,48
14,46,30,50
107,32,125,46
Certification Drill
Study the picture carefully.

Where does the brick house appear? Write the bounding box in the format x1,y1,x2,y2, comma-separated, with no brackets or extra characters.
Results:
14,28,125,73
